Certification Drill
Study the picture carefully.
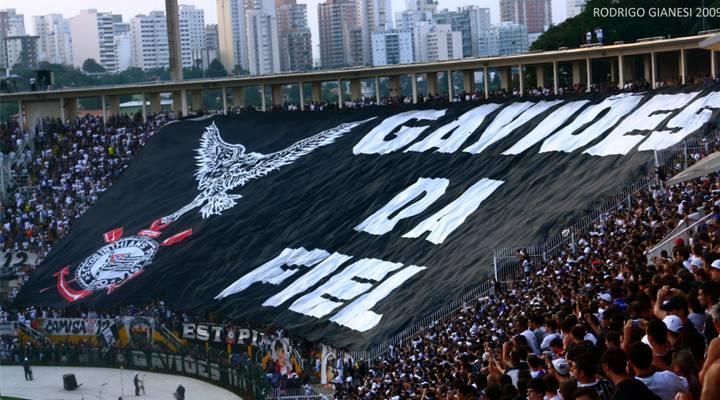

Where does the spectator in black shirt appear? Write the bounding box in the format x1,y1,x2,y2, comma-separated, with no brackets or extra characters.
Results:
601,348,660,400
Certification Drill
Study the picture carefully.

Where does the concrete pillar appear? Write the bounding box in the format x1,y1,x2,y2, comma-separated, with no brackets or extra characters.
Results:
374,77,381,102
101,95,107,124
166,0,183,81
536,65,545,88
518,64,524,95
150,92,161,114
222,87,227,114
586,57,592,91
180,89,188,116
411,73,418,104
498,67,510,90
617,55,623,87
389,75,400,98
426,72,438,95
483,67,489,98
108,95,120,116
447,70,453,99
552,61,559,94
260,85,266,111
462,69,474,93
712,50,717,79
572,61,582,85
191,89,202,111
172,91,182,113
651,52,657,88
141,93,147,121
610,60,617,83
271,84,284,107
60,97,65,122
643,55,651,84
350,79,361,100
299,82,305,111
232,87,244,107
311,81,322,102
17,100,24,129
680,48,686,84
337,79,343,108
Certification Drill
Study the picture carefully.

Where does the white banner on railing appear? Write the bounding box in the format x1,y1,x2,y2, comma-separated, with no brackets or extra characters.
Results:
0,321,19,336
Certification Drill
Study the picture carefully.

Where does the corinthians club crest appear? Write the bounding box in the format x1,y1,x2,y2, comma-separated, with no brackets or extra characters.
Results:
53,226,192,302
50,118,375,302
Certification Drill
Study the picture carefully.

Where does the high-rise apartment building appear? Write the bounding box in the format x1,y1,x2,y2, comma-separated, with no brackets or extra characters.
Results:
356,0,393,65
129,10,193,70
408,0,438,14
4,35,39,69
33,14,73,65
130,11,170,70
69,9,118,72
275,0,312,72
1,9,25,36
112,14,130,36
499,0,552,34
413,22,462,62
457,6,491,58
318,0,362,69
431,7,490,58
478,22,529,57
217,0,249,73
566,0,586,18
1,9,27,69
180,4,206,52
371,29,413,66
395,9,433,31
205,24,219,50
245,0,281,75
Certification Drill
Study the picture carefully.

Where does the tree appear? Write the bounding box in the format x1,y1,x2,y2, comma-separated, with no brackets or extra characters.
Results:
531,0,720,51
207,59,228,78
184,66,204,80
232,64,250,76
82,58,106,73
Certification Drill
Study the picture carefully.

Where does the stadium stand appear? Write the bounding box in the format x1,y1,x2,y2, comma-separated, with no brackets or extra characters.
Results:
2,77,720,400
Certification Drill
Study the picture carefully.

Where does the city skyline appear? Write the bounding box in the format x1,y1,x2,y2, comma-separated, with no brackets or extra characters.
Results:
2,0,570,62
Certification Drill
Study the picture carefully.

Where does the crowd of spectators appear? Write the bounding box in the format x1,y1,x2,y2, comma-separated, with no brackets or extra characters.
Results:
229,75,718,114
0,113,171,300
334,158,720,399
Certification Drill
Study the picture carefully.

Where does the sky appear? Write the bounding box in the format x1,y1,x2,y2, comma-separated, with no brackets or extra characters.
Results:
4,0,568,61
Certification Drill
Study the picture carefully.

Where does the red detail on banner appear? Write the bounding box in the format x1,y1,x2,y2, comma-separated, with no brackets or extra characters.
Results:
107,269,145,294
160,229,193,246
137,229,162,238
103,228,123,243
149,219,171,232
53,266,92,302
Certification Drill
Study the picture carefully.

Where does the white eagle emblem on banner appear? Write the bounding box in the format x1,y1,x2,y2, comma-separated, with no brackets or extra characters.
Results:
158,118,375,224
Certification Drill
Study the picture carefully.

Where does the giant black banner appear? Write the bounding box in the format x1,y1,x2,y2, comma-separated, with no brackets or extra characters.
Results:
14,86,720,349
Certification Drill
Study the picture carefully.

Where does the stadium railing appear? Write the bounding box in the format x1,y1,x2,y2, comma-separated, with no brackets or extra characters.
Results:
17,322,49,343
268,387,328,400
157,322,184,352
645,212,713,265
